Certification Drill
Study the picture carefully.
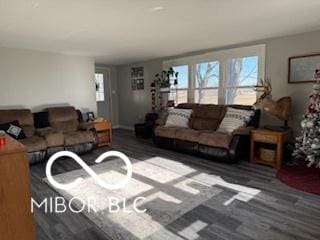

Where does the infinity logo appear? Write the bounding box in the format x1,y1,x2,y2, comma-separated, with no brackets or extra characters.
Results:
46,151,133,190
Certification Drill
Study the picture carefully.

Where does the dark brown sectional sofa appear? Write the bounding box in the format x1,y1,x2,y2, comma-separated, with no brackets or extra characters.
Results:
154,103,260,163
0,106,96,164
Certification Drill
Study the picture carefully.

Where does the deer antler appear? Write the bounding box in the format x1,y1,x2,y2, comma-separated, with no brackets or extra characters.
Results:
254,77,272,99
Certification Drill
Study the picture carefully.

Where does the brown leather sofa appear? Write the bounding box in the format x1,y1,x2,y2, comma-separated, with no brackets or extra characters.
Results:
47,106,96,155
0,107,97,164
153,103,260,163
0,109,47,164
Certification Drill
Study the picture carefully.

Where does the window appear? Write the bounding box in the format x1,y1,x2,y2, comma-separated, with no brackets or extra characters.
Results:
225,56,258,105
163,44,265,105
195,61,219,104
169,65,188,105
95,73,105,102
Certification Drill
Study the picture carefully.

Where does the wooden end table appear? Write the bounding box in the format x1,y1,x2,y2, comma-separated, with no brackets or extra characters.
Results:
250,128,292,169
94,121,112,147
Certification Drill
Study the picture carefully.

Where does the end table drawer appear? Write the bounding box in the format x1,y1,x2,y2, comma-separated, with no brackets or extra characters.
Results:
97,132,109,138
94,122,111,131
252,133,278,143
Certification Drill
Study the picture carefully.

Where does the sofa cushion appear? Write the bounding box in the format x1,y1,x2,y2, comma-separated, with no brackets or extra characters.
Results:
51,120,79,132
35,127,55,137
0,109,35,137
165,108,192,128
48,107,79,132
217,107,254,133
45,132,65,147
23,125,36,138
20,136,47,152
64,131,94,146
175,128,201,142
190,104,225,131
154,126,178,139
198,131,232,149
191,118,221,132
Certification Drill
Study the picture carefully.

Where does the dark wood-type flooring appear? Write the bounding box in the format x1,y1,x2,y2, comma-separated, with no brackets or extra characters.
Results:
31,129,320,240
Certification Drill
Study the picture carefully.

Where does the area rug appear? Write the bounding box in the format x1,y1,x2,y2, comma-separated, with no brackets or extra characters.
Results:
44,156,260,240
277,162,320,195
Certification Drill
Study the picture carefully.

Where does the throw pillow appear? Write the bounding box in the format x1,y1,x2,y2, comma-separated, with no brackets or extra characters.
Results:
165,108,192,128
217,107,254,133
0,120,26,139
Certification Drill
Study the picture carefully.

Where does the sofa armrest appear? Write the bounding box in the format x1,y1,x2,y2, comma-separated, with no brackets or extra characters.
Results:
79,122,95,131
155,118,166,126
229,134,251,162
232,126,254,136
35,127,56,137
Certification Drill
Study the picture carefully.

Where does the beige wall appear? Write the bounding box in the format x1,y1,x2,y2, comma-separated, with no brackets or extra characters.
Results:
117,59,163,128
0,47,96,114
263,31,320,132
116,30,320,132
110,66,120,126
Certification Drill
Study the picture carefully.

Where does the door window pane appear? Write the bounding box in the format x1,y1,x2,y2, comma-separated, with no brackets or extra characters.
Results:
95,73,105,102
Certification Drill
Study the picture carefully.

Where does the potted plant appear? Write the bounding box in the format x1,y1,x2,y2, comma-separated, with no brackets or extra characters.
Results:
154,67,179,93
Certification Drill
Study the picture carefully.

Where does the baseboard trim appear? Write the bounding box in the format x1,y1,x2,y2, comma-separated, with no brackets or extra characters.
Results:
112,125,120,129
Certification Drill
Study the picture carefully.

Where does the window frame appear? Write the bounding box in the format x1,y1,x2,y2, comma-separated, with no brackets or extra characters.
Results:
163,44,265,105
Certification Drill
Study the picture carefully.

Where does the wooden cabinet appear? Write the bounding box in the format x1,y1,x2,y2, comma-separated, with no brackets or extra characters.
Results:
94,121,112,147
0,135,36,240
250,128,292,169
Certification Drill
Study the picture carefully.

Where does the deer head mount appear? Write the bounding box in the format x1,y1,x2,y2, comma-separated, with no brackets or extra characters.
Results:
254,78,291,122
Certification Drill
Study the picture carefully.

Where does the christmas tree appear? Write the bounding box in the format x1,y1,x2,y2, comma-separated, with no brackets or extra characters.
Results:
293,69,320,168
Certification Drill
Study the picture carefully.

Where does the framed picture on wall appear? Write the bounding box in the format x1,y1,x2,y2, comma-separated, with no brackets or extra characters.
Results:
131,79,137,90
136,78,144,90
131,66,144,90
131,67,144,78
288,53,320,83
86,112,95,122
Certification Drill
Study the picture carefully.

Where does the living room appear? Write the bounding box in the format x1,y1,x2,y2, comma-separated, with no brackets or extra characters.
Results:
0,1,319,240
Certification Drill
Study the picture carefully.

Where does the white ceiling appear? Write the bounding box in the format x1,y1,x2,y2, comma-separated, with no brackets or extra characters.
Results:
1,0,320,65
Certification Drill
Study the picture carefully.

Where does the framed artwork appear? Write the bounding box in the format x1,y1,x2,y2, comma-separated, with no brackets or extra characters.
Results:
131,67,144,90
86,112,95,122
288,53,320,83
136,78,144,90
131,67,144,78
131,79,137,90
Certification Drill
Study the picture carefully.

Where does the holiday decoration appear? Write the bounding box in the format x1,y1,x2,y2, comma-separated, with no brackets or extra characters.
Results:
293,68,320,168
